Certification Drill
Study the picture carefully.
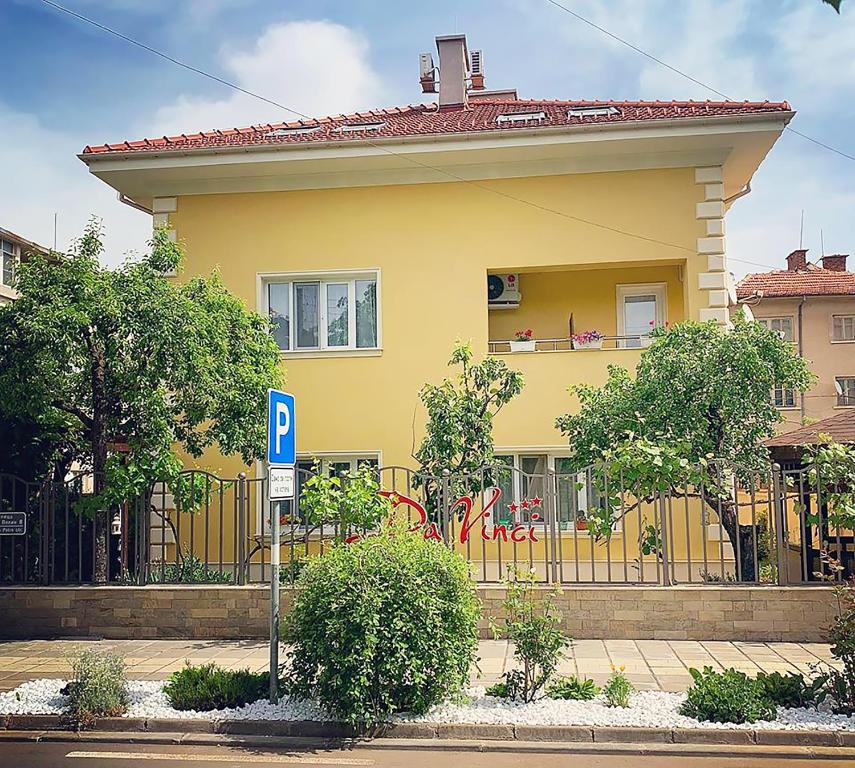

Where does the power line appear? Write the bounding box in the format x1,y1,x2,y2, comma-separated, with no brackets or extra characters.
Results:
543,0,855,163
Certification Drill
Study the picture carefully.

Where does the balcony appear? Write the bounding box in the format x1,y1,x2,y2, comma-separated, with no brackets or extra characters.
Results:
487,263,685,358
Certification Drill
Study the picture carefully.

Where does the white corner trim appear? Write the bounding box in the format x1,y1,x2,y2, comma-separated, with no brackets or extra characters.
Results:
694,166,723,184
706,219,725,237
698,272,728,290
699,307,730,325
707,254,726,272
152,197,178,213
696,201,726,219
697,236,726,255
706,289,730,308
704,183,724,201
152,212,170,228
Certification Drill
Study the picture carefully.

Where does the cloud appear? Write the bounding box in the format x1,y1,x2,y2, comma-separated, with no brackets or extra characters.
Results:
0,103,151,266
147,20,387,137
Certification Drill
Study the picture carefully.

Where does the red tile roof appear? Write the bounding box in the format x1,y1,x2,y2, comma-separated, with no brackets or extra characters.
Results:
736,265,855,299
81,98,792,156
765,410,855,447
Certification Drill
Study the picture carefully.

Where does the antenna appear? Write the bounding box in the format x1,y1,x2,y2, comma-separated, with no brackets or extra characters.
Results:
799,209,804,249
53,212,58,252
821,229,825,257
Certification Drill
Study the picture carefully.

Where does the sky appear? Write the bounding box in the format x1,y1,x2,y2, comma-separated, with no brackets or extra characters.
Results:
1,0,853,276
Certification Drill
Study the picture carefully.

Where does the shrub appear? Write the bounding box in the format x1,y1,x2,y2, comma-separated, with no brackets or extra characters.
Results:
163,663,272,711
547,676,599,701
63,649,129,727
680,667,776,724
603,666,634,708
756,671,826,709
485,681,509,698
284,525,480,726
489,567,570,702
826,575,855,713
149,554,232,584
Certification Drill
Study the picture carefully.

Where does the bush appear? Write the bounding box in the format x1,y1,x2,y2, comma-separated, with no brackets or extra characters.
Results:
149,554,232,584
680,667,776,724
547,676,599,701
485,681,509,698
756,671,826,709
284,526,480,726
825,572,855,714
63,649,129,727
603,666,634,708
164,663,272,711
489,567,570,702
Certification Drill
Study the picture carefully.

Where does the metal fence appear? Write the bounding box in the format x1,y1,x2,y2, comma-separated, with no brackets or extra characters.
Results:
1,462,852,587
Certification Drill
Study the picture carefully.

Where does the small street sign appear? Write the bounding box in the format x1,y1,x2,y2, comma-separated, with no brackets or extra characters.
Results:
0,512,26,536
266,389,296,467
268,466,295,501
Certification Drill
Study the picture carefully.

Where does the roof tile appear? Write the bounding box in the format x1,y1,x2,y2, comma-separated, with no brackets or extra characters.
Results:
737,266,855,299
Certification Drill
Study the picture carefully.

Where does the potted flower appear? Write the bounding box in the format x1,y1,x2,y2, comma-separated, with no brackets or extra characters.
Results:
510,329,536,352
572,330,603,350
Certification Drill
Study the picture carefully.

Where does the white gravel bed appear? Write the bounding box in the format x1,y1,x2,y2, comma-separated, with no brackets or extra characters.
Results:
2,679,855,732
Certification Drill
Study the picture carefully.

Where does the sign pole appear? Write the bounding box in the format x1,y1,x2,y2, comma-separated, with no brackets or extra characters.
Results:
269,477,280,704
265,388,296,706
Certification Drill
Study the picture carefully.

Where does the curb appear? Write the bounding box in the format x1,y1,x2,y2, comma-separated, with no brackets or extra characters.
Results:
1,714,854,748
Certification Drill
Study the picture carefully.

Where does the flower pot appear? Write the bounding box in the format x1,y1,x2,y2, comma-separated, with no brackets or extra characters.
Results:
510,340,536,352
576,518,588,531
574,339,603,350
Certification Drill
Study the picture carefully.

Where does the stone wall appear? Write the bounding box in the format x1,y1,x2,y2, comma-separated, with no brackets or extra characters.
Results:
0,585,837,642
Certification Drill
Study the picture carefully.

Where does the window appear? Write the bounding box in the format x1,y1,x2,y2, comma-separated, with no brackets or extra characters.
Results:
772,385,797,409
264,272,379,353
1,239,17,288
332,122,385,132
567,106,620,118
833,316,855,342
265,125,321,137
836,377,855,407
758,317,794,342
496,111,546,124
616,283,666,348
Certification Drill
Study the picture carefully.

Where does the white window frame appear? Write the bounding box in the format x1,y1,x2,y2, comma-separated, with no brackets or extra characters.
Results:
757,316,795,342
258,269,381,357
1,238,19,288
836,377,855,408
490,451,622,534
616,283,667,347
832,315,855,344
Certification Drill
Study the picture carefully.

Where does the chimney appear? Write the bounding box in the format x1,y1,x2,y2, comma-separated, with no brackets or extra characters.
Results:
787,249,808,271
435,34,469,110
821,254,848,272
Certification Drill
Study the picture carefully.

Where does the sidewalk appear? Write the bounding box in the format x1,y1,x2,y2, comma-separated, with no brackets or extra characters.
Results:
0,639,837,695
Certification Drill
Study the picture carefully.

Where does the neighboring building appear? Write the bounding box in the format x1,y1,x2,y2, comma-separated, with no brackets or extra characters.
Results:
736,249,855,431
78,34,793,578
0,227,50,304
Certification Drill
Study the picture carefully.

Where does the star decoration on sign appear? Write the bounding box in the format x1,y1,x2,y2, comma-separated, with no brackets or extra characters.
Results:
508,502,518,513
530,496,543,507
520,499,531,510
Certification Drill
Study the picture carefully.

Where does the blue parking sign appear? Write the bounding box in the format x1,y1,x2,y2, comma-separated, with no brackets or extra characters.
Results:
267,389,295,466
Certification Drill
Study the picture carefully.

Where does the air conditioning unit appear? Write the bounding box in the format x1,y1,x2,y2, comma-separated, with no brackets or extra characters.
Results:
487,273,521,309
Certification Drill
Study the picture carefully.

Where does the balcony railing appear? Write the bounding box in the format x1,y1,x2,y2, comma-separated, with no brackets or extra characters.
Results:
488,335,652,354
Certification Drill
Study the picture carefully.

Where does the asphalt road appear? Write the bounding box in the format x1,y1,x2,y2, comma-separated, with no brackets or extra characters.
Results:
2,740,855,768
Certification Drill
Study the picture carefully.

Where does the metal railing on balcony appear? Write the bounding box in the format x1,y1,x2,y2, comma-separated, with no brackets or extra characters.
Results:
488,335,652,354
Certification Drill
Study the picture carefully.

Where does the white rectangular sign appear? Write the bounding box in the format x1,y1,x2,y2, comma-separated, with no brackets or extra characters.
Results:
268,466,295,501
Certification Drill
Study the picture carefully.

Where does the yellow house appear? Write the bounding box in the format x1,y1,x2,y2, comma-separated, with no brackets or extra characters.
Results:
80,34,792,582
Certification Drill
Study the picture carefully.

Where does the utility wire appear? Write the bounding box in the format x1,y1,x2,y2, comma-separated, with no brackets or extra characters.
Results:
543,0,855,163
41,0,787,269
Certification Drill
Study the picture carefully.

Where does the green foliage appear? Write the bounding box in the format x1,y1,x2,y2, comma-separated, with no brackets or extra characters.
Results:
603,666,634,708
164,663,272,711
802,437,855,529
300,460,391,536
825,574,855,714
490,567,570,702
485,680,509,698
555,320,813,577
0,220,282,577
279,557,307,585
284,525,481,726
547,675,599,701
822,0,843,13
680,667,776,724
63,649,129,727
148,554,232,584
414,342,523,501
755,671,827,709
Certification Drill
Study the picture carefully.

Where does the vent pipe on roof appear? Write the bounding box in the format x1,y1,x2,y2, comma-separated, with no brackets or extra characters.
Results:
435,34,469,110
821,254,848,272
787,249,808,272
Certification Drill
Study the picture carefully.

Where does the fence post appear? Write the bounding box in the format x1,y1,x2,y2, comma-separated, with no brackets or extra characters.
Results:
771,463,790,586
547,469,559,584
658,492,672,586
40,483,50,586
237,472,247,585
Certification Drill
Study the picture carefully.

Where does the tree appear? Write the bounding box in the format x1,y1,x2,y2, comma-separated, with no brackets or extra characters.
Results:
414,343,523,511
0,219,283,581
556,319,813,580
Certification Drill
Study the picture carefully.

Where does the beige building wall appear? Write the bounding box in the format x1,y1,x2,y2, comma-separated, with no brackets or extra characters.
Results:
747,295,855,431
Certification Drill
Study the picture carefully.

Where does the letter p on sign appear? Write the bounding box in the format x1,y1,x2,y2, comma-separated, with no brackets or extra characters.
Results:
266,389,296,466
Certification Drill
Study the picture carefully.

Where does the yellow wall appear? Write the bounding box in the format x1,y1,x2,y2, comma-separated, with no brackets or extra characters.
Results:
166,167,703,474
